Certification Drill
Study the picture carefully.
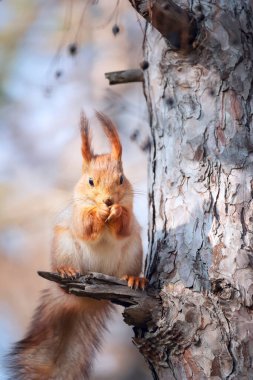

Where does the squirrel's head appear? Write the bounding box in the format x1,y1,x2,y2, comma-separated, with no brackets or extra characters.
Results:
74,112,133,207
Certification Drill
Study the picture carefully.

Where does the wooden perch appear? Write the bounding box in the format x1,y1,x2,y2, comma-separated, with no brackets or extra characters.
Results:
128,0,198,51
38,271,160,327
105,69,144,85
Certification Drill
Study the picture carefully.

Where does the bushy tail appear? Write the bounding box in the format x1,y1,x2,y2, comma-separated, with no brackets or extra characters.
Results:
7,285,112,380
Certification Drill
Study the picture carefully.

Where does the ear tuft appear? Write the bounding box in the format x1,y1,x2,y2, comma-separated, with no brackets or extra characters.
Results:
80,111,93,164
95,111,122,160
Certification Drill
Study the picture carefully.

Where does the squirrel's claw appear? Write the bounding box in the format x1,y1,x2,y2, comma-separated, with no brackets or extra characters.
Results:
106,204,122,223
121,275,148,290
57,266,80,279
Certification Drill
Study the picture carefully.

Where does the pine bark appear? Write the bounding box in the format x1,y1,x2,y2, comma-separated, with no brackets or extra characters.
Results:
132,1,253,379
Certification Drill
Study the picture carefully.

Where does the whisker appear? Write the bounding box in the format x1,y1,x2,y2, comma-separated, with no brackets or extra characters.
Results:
127,190,146,196
131,181,147,187
122,194,146,201
132,186,147,193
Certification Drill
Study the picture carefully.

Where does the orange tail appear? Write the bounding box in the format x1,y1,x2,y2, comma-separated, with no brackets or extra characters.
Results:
7,285,112,380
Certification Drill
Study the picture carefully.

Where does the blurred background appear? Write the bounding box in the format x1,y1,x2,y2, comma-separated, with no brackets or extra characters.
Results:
0,1,151,379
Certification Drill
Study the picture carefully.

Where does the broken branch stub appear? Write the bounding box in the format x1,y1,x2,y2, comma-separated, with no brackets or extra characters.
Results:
105,69,144,85
38,271,160,328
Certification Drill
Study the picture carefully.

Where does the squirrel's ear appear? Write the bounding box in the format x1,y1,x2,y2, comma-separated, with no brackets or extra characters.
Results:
95,111,122,161
80,111,93,165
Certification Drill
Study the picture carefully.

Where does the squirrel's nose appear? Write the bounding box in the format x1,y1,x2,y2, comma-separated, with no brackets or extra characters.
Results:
104,198,113,207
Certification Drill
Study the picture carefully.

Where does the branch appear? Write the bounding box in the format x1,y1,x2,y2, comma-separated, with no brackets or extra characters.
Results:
105,69,144,85
128,0,198,51
38,271,160,327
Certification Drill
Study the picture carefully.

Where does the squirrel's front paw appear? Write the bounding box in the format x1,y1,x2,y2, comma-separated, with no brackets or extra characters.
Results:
97,204,110,221
106,204,122,222
121,275,148,290
57,266,80,279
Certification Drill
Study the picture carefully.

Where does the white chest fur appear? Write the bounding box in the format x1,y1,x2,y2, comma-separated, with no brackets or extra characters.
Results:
77,230,126,276
54,211,141,278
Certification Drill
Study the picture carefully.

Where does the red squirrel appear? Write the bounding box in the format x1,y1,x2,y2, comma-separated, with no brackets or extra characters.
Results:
8,112,147,380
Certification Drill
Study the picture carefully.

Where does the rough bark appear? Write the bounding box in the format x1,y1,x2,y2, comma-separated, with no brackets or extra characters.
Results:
131,0,253,378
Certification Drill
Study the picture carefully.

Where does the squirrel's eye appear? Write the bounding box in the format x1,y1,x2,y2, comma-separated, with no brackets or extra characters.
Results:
89,178,94,187
119,175,124,185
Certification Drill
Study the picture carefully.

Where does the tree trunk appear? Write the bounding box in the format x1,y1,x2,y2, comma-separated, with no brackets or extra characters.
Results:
132,1,253,378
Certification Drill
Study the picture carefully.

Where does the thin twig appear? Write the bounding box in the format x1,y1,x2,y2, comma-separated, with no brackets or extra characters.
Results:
105,69,144,85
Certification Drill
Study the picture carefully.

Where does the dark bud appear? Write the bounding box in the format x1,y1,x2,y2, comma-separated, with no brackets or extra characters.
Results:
112,24,120,36
209,88,215,97
141,138,151,152
55,70,63,79
130,129,139,141
68,43,78,56
140,60,149,70
44,86,52,97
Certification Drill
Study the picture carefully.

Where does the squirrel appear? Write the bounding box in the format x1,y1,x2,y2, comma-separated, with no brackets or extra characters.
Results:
8,112,147,380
